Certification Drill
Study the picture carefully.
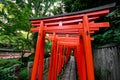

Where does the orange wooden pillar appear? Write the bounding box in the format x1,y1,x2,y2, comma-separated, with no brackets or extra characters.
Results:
53,41,59,80
59,44,64,72
48,43,54,80
31,21,45,80
29,3,115,80
62,47,65,69
77,36,87,80
59,45,63,73
48,33,57,80
65,48,71,64
56,45,61,74
56,44,60,74
82,15,95,80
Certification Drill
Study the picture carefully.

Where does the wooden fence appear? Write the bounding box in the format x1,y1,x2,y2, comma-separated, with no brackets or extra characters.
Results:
27,56,77,80
26,43,120,80
28,58,50,80
93,43,120,80
9,43,120,80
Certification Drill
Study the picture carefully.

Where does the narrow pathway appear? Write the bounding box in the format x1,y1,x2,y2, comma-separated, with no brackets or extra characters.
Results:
43,56,77,80
59,56,77,80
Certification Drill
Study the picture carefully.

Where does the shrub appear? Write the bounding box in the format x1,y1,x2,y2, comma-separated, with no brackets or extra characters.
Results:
19,68,28,80
0,67,17,80
0,58,22,68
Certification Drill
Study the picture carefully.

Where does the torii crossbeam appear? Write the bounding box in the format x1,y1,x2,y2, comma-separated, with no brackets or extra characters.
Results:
29,3,115,80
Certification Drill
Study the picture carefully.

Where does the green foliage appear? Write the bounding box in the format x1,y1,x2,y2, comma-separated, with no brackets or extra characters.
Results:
63,0,114,12
0,67,17,80
28,53,34,61
0,59,22,80
20,57,29,67
0,1,32,50
19,68,28,80
44,40,51,58
93,5,120,47
0,0,63,51
0,58,21,68
0,58,29,80
63,0,120,47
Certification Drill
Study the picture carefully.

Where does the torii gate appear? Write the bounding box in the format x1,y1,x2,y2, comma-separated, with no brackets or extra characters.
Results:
29,3,115,80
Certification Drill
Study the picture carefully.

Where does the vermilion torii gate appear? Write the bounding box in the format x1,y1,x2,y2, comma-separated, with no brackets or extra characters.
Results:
29,3,115,80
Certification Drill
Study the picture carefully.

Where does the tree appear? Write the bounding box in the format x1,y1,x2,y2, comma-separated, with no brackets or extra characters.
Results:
93,5,120,47
0,1,32,50
62,0,120,47
0,0,63,58
62,0,114,12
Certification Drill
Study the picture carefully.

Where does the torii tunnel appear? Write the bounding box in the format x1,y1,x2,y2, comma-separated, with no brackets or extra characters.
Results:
29,3,115,80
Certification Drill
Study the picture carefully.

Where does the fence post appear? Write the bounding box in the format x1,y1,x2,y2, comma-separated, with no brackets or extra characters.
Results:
27,62,33,80
13,64,21,80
